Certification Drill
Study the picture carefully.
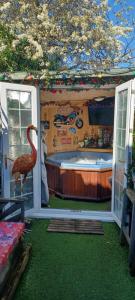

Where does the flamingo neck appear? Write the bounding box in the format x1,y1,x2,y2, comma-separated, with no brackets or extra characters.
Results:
27,127,37,160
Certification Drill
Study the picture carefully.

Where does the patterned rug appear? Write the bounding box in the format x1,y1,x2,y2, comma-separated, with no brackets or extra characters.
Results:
47,219,104,235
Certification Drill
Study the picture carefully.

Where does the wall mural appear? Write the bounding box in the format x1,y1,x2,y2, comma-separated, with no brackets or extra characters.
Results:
41,98,114,152
54,111,83,128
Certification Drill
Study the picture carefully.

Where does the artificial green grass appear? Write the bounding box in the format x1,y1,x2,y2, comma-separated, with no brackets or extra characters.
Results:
49,195,111,211
14,220,135,300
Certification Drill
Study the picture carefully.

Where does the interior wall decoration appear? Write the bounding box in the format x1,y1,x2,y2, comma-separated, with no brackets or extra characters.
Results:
61,137,72,145
69,127,76,134
57,128,67,137
40,91,114,154
54,111,80,127
56,103,72,115
75,118,83,129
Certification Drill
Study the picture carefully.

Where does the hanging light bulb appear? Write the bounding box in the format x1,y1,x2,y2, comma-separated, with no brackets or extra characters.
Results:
94,97,105,102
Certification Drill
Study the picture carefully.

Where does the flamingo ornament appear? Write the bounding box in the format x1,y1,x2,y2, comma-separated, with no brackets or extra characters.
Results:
12,124,38,186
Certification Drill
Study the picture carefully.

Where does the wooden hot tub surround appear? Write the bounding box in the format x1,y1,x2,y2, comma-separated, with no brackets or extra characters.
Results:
45,161,112,202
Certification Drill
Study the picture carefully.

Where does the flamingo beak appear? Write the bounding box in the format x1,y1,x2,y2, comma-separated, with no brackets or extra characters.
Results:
33,126,38,135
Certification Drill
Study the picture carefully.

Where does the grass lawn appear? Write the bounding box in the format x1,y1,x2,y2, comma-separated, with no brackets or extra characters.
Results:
49,195,111,211
14,220,135,300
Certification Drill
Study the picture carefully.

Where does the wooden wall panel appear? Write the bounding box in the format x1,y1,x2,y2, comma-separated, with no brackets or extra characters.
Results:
40,89,115,155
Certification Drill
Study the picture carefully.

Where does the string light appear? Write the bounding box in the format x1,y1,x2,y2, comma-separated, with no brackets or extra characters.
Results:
0,70,134,92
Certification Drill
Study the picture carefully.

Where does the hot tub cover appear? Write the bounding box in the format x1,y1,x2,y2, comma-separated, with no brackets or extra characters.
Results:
0,222,24,267
46,151,112,169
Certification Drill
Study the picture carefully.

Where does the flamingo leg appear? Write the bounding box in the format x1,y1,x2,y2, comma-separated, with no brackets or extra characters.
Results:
23,173,28,184
21,173,28,193
13,172,21,196
21,185,24,193
14,172,21,183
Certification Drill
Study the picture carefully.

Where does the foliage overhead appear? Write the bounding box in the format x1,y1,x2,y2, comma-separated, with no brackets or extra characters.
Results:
0,0,134,75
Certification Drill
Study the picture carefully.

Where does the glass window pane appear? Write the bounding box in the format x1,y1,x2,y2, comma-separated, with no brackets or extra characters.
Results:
118,111,122,128
118,92,123,109
8,110,19,127
21,128,29,145
121,130,126,148
116,129,121,146
24,194,33,210
7,88,34,210
9,128,21,145
122,111,126,129
10,180,21,197
7,90,19,109
21,110,31,127
9,145,31,160
21,128,33,145
27,170,33,177
119,149,125,162
23,177,33,194
123,90,128,109
20,92,31,109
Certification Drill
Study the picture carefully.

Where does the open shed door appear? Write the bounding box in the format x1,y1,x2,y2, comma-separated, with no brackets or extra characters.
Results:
112,79,135,227
0,82,41,212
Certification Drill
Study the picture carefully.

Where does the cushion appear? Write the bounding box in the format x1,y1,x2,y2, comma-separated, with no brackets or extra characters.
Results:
0,222,24,267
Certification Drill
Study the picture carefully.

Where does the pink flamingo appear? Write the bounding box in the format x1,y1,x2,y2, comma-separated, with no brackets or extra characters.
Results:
12,124,38,186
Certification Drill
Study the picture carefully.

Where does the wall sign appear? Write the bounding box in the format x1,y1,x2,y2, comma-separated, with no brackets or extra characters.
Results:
57,128,67,137
61,138,72,145
69,127,76,134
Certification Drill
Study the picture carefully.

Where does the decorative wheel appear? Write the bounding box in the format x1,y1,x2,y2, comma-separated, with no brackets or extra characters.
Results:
75,118,83,129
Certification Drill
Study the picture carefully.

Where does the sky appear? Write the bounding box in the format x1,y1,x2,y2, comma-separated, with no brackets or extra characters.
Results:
109,0,135,68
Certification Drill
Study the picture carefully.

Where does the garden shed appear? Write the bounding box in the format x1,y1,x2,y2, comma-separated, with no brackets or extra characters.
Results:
0,68,135,227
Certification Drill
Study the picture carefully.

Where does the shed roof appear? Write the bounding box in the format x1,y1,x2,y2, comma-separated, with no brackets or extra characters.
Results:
0,67,135,81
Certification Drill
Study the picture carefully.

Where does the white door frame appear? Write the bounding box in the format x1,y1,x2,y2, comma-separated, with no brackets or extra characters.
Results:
27,79,135,222
0,81,114,222
111,79,135,226
2,80,134,223
0,82,41,211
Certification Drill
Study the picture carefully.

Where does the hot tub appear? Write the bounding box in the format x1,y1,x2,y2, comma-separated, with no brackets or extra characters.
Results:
45,151,112,201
